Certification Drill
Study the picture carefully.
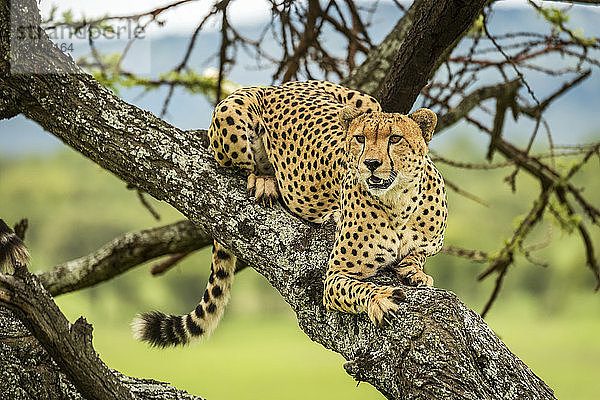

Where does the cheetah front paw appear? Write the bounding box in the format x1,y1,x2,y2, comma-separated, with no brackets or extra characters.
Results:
397,265,434,287
247,173,279,207
367,287,406,327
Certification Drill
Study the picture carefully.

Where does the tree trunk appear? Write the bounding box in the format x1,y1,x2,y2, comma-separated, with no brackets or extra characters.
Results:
0,0,556,399
376,0,488,113
341,0,424,95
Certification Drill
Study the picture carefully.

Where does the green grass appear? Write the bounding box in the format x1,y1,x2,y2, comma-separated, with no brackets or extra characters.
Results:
53,288,600,400
58,299,381,399
486,294,600,400
2,148,600,399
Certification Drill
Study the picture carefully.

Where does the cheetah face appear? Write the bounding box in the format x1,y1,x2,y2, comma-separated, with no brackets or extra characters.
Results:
342,108,437,198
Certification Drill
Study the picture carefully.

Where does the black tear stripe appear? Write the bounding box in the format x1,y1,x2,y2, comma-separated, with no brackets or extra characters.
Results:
387,131,395,173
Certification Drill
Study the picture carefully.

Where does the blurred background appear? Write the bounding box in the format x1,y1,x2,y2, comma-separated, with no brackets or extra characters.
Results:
1,1,599,399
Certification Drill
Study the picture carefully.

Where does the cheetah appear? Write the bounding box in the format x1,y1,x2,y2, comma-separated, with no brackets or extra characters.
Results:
133,81,447,346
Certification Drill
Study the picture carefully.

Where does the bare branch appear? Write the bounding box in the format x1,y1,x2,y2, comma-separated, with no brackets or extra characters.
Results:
444,178,489,207
150,252,192,276
377,0,488,113
441,245,488,262
43,0,195,30
38,221,211,296
435,80,521,133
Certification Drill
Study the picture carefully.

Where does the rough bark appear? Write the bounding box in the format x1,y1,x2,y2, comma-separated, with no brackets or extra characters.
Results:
0,308,204,400
38,220,211,296
341,0,423,95
1,265,143,400
37,219,248,297
0,0,556,399
377,0,488,113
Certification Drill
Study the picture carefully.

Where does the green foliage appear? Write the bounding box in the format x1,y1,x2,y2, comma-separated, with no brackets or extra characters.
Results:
467,14,485,38
83,53,238,101
44,6,113,34
536,6,569,27
61,9,74,24
86,53,125,94
44,5,58,23
572,29,597,47
534,4,597,46
548,198,581,233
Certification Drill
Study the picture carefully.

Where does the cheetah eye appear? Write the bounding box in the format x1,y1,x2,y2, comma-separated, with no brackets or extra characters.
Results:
389,135,403,144
354,135,365,144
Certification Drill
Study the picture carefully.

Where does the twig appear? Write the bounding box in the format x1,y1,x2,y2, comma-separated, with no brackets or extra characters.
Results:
444,178,489,207
480,261,509,318
137,190,161,221
442,245,488,262
215,0,231,104
44,0,195,30
151,252,191,276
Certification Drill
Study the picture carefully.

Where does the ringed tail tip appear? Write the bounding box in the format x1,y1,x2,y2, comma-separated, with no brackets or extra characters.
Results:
0,219,30,274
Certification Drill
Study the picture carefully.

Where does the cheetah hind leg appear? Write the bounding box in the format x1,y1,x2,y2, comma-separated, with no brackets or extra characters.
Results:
247,173,279,207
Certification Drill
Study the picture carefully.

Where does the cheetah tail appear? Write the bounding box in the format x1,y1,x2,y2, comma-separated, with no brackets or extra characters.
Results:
132,241,236,347
0,219,30,274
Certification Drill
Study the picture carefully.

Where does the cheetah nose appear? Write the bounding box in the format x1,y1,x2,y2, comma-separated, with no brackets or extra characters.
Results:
364,159,382,172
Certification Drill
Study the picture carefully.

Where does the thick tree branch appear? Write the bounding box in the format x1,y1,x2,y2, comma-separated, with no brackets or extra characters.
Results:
0,265,136,400
0,269,204,400
1,1,556,398
377,0,488,113
38,219,248,296
342,0,423,94
38,220,212,296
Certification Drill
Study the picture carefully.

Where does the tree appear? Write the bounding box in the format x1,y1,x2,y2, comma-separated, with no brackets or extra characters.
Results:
1,0,598,399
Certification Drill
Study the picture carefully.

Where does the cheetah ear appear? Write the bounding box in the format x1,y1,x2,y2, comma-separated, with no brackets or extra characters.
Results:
408,108,437,143
339,105,365,130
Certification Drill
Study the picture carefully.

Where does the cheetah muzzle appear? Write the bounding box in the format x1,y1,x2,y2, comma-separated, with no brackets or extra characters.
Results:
366,170,398,191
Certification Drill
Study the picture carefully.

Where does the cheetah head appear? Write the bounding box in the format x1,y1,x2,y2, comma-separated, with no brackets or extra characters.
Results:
341,107,437,198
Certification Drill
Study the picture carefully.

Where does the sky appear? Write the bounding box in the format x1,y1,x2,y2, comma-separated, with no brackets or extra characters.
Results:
38,0,600,37
2,0,598,156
